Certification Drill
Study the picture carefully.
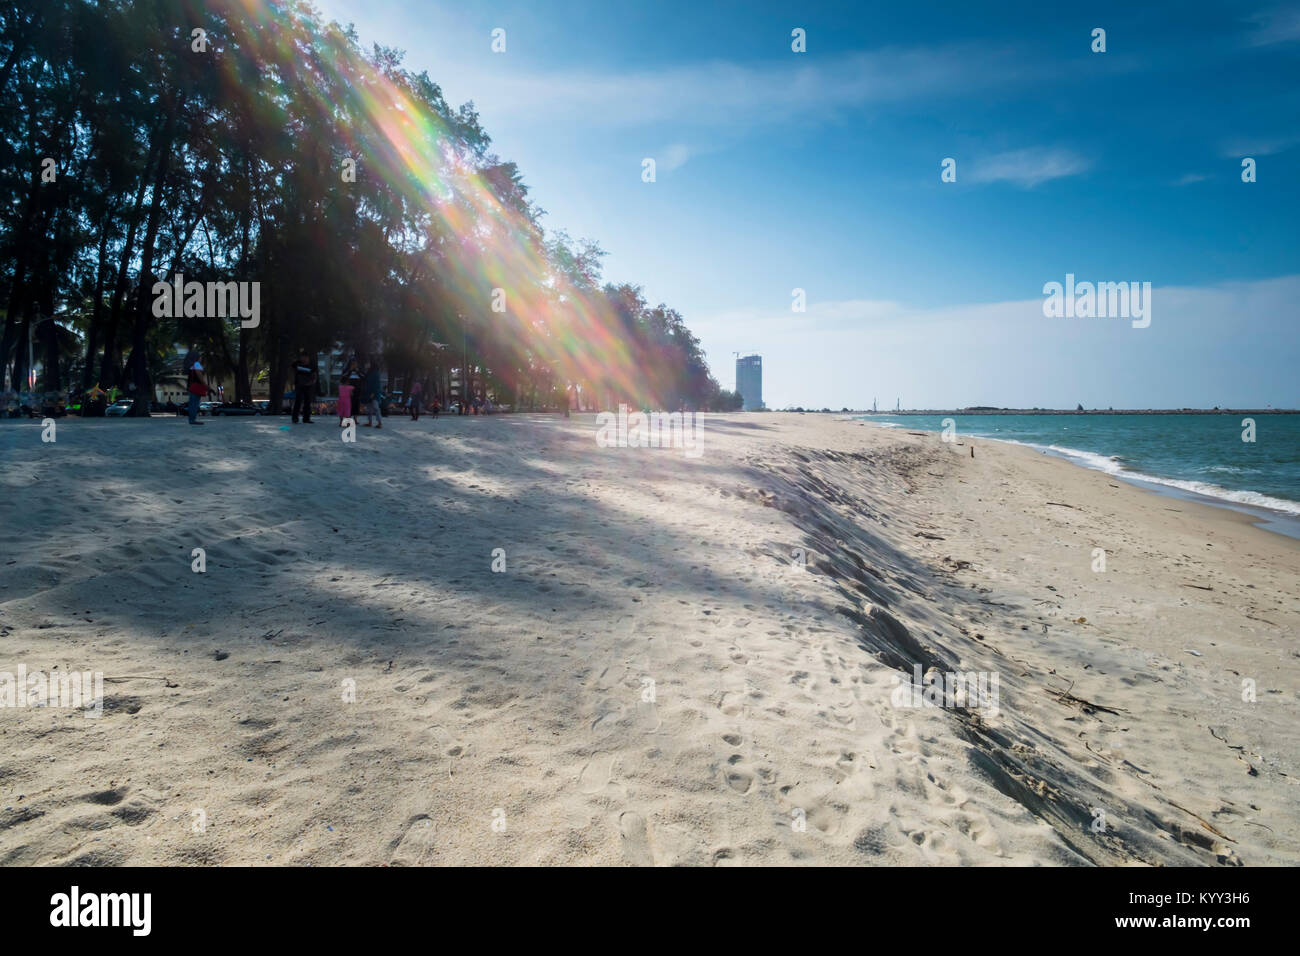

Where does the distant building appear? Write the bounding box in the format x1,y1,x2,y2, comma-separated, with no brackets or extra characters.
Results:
736,353,763,411
154,350,189,404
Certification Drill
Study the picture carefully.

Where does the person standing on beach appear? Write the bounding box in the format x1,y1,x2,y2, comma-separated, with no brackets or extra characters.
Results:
338,378,354,427
183,347,207,426
363,362,383,428
291,350,317,424
343,357,364,405
408,380,423,421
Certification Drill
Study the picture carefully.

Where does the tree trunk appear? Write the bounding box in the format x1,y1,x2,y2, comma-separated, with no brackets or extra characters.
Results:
100,121,160,388
2,147,43,391
235,176,252,404
267,331,289,415
126,91,186,416
40,312,59,393
81,211,114,389
0,298,18,393
236,328,251,404
11,305,33,398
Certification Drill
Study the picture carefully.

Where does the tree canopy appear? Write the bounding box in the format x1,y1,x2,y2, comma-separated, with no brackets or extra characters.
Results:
0,0,732,413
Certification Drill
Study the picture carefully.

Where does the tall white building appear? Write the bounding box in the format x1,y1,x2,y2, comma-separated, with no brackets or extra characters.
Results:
736,353,763,411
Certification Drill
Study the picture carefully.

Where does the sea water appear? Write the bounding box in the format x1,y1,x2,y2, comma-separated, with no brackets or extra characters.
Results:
860,413,1300,537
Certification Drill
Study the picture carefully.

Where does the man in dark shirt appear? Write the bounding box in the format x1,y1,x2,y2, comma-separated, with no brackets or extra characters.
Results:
342,358,365,419
292,350,317,424
408,380,423,421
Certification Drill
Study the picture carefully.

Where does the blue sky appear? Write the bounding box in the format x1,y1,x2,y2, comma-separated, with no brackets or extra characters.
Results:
312,0,1299,409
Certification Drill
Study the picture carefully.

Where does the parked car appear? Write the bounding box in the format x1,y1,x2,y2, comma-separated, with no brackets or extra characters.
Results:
253,400,270,413
198,401,220,416
210,402,263,417
105,399,134,417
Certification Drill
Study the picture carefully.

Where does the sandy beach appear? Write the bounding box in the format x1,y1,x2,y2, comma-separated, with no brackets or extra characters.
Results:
0,412,1296,865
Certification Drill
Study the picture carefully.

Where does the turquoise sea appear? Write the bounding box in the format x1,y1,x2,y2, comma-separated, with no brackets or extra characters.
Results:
859,414,1300,537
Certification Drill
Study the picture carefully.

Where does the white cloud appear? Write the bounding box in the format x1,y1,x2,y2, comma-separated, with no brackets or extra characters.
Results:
694,275,1300,409
657,144,694,173
439,44,1092,134
702,275,1300,335
1221,133,1300,157
695,298,907,333
1244,6,1300,46
967,148,1091,188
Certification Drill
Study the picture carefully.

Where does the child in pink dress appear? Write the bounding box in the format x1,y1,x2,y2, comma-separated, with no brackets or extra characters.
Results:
338,383,354,426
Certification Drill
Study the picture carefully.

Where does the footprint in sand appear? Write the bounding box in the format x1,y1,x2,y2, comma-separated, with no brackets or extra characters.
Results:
590,705,625,737
723,756,755,794
110,799,156,826
851,822,895,854
578,755,616,794
590,663,627,693
84,787,129,806
833,751,859,781
388,813,437,865
634,701,663,733
618,811,654,866
923,771,967,808
717,692,744,717
802,801,844,836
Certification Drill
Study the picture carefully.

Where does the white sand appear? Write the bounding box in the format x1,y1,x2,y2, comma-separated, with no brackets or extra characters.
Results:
0,412,1296,865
